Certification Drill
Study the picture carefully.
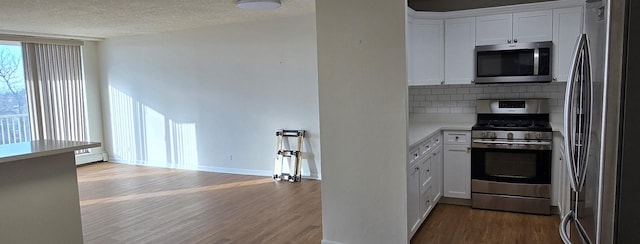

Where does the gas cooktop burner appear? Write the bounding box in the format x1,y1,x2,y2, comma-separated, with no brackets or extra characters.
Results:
472,99,553,132
473,119,552,131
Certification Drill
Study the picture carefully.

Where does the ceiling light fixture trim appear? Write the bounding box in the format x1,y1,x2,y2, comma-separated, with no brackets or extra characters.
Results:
236,0,281,10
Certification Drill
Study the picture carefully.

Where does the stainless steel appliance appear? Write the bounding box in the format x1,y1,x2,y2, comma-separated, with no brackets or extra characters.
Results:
475,41,552,84
557,0,636,243
471,99,553,215
558,0,606,243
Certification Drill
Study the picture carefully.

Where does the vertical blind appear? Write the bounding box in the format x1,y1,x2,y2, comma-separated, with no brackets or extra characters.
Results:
22,43,87,144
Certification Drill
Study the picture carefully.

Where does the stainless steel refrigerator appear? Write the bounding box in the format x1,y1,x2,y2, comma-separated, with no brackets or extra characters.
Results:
559,0,636,243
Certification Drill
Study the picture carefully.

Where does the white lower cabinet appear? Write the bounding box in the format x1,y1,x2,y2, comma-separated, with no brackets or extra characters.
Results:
407,162,421,234
408,133,443,239
443,131,471,199
431,145,443,203
554,132,570,217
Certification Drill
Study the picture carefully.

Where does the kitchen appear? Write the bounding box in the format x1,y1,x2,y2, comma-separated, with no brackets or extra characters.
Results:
399,0,632,243
406,0,576,240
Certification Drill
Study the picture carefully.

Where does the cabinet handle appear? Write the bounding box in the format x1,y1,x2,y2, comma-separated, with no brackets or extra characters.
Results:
415,167,420,172
455,136,459,140
440,81,445,85
514,39,518,43
553,77,558,81
508,39,512,43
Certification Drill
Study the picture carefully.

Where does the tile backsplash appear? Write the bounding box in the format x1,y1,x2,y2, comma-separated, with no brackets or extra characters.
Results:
409,83,566,115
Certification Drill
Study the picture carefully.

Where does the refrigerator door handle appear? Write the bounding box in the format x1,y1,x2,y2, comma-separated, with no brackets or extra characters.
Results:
559,210,573,244
577,36,593,192
564,34,586,191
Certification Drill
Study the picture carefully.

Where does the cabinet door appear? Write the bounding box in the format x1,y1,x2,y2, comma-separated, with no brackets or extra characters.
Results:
445,17,476,84
407,165,421,235
409,19,444,86
419,155,432,219
431,145,443,203
443,144,471,199
475,13,512,45
560,147,570,216
420,185,433,220
420,155,432,190
513,10,553,43
553,7,584,82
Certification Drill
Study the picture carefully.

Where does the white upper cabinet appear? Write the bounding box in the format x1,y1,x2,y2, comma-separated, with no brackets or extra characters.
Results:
475,13,512,45
553,7,584,82
408,19,444,86
444,17,476,84
513,10,554,43
476,10,552,46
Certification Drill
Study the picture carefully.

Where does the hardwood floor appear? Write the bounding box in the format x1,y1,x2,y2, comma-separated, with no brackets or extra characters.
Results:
411,204,562,244
77,162,322,243
78,163,561,243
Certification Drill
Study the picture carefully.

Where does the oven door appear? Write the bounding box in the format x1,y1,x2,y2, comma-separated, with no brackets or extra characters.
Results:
471,146,552,184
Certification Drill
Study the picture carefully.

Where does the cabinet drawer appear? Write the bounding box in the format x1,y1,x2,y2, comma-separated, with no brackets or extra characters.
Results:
432,134,442,147
409,147,421,165
420,139,433,155
444,131,470,145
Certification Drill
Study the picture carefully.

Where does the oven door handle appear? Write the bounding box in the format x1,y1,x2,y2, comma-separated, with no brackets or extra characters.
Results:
472,139,552,146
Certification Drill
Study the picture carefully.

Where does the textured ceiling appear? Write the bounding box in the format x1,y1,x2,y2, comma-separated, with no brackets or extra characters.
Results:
0,0,314,39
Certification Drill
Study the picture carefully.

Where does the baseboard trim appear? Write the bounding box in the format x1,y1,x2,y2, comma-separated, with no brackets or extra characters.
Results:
76,152,108,165
108,158,322,180
439,197,472,206
440,197,561,216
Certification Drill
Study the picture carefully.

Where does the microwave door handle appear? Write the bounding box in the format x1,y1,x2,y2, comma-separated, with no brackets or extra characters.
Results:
564,34,586,192
534,48,540,75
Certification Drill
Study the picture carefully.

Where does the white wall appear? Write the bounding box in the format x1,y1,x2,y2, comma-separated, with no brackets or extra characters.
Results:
79,41,107,164
97,14,321,178
316,0,409,243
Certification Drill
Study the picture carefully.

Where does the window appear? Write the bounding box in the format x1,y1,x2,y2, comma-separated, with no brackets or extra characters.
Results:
0,39,88,148
0,41,29,144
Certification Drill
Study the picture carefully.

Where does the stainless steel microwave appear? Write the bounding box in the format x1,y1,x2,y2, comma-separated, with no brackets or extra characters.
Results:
475,41,552,84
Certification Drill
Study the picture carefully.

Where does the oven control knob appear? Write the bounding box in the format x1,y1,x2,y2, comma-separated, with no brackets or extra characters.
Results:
524,133,530,139
491,132,497,139
535,133,542,139
507,132,513,139
481,132,487,137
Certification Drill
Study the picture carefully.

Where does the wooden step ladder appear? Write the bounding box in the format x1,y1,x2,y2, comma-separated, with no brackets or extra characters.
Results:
273,129,305,182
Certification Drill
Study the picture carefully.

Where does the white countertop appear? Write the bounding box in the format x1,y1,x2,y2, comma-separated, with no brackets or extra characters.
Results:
0,140,101,164
408,114,475,147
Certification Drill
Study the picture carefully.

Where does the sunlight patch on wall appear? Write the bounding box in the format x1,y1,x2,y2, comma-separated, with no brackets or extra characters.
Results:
108,85,199,169
142,105,167,164
169,121,198,169
109,86,136,162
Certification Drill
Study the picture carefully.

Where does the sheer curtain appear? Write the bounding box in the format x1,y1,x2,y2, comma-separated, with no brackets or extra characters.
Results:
22,43,87,147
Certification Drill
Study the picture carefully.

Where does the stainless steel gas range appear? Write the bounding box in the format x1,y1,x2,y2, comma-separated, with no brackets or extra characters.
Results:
470,99,552,215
